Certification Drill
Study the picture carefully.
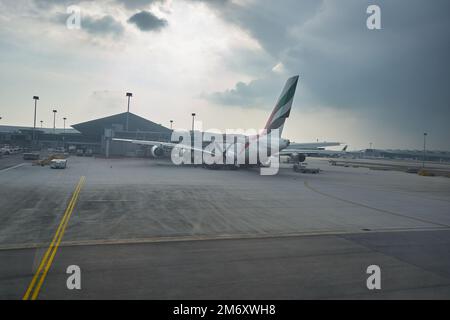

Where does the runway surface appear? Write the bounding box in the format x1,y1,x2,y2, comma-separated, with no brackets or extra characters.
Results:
0,156,449,299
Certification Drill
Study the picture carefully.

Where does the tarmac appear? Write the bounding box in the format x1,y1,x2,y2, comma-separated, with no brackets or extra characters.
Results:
0,155,450,299
328,157,450,177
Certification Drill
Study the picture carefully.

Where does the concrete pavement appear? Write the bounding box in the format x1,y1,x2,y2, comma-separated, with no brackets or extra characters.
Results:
1,156,450,299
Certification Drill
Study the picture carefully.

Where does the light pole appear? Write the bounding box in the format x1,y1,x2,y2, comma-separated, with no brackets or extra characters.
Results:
52,109,57,134
126,92,133,131
33,96,39,143
63,117,67,146
170,120,173,130
190,113,196,163
191,113,196,132
423,132,428,168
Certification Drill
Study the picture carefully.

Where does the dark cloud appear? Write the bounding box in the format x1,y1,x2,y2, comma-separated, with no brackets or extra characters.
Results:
208,76,286,108
127,10,167,31
33,0,93,9
114,0,162,10
34,0,160,10
82,15,124,36
192,0,321,57
203,0,450,146
53,12,124,37
35,1,124,37
188,0,230,5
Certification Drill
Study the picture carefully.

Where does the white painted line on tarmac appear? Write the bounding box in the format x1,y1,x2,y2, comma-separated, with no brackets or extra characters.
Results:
1,226,449,251
0,163,27,173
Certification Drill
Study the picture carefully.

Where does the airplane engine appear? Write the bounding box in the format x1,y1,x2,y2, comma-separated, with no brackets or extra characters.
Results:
291,153,306,163
176,147,186,158
151,145,164,158
171,146,189,163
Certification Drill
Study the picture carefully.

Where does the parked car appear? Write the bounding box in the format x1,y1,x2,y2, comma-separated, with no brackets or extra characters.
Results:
0,146,21,155
1,148,11,155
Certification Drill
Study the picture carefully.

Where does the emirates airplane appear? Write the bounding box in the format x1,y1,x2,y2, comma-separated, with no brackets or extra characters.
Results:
114,76,309,169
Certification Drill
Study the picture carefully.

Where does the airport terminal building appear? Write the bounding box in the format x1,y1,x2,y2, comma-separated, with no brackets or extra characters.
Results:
0,112,172,157
72,112,172,157
1,112,450,162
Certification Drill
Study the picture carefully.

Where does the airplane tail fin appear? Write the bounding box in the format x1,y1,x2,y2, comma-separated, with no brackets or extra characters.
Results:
342,145,348,152
264,75,299,137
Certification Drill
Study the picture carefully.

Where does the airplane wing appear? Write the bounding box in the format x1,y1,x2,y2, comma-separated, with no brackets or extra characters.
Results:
112,138,217,156
279,145,348,157
288,142,342,149
113,138,177,147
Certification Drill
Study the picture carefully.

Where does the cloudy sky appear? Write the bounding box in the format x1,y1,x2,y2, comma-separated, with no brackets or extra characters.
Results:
0,0,449,150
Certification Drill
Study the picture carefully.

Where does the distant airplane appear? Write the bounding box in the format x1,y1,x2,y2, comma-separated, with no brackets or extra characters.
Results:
114,76,302,169
280,145,348,162
288,142,342,149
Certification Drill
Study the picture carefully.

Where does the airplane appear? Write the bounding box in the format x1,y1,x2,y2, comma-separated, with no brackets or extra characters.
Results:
280,145,348,162
113,75,304,169
288,142,342,149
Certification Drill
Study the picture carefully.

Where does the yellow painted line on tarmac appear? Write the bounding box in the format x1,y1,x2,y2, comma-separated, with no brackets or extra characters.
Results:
22,176,85,300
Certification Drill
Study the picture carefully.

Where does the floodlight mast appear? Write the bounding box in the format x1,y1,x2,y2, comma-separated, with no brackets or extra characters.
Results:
32,96,39,143
126,92,133,131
